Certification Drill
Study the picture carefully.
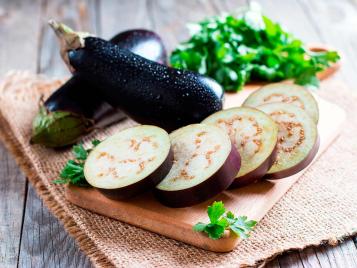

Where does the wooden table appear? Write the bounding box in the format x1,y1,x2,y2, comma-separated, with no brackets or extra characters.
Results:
1,0,357,267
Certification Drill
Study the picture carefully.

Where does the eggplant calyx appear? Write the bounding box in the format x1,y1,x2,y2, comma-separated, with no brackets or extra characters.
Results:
48,20,91,72
31,107,94,148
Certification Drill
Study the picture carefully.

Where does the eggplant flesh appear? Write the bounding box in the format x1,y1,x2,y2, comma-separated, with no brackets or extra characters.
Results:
84,125,172,200
66,36,224,131
154,124,241,208
202,107,279,188
257,103,319,179
243,83,319,124
31,29,168,147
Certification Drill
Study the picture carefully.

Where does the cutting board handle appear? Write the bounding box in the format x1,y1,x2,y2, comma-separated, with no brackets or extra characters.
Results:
308,44,340,80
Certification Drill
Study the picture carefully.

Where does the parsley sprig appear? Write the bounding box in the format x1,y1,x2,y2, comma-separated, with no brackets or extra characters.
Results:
170,3,340,91
53,139,101,186
193,201,257,240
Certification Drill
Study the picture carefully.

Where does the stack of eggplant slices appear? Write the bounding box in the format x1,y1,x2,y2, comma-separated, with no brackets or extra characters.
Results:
85,83,319,208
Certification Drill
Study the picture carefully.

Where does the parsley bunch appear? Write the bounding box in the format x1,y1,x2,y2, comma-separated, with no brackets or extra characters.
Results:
170,4,340,91
193,201,257,240
53,139,100,186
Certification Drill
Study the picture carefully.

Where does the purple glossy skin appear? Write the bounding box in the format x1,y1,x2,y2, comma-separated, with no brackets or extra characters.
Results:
265,135,320,180
154,144,241,208
68,37,224,132
229,143,278,188
110,29,167,65
99,148,174,200
46,29,168,117
32,29,168,147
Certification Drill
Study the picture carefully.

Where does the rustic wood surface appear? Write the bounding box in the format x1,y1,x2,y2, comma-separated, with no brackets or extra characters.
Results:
0,0,356,267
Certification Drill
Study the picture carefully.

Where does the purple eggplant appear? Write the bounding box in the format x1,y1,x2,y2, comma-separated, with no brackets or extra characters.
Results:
31,29,167,147
49,21,224,132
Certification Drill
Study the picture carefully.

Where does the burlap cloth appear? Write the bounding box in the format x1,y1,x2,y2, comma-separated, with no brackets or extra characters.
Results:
0,71,357,268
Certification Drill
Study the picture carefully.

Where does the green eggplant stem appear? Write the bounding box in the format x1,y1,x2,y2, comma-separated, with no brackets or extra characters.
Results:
48,19,91,72
31,107,94,148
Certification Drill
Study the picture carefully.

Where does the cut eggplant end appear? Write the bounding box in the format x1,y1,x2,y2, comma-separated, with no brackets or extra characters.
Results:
202,107,278,188
154,124,241,208
31,107,92,147
264,135,320,180
257,103,319,179
84,125,172,199
229,144,278,188
243,83,319,124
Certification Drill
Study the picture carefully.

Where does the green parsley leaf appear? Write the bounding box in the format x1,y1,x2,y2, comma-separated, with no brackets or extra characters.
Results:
54,139,101,186
91,139,101,147
207,201,226,223
193,201,257,240
229,216,257,239
170,3,340,91
226,211,235,219
193,222,207,232
295,67,320,88
72,143,88,160
204,223,226,240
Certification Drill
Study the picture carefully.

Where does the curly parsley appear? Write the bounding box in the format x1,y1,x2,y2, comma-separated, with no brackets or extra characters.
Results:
170,3,340,91
193,201,257,240
53,139,101,186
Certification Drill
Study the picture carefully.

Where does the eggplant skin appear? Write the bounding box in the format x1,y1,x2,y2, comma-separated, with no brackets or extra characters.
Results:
32,29,168,147
45,76,103,118
110,29,167,65
229,145,278,188
264,135,320,180
68,37,224,132
46,29,168,117
153,144,241,208
98,148,174,200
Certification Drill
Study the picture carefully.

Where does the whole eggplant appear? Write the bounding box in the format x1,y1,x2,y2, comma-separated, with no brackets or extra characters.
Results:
31,29,167,147
50,21,224,132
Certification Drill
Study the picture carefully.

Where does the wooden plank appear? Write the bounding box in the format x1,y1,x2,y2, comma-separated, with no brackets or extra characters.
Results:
278,251,304,268
37,0,99,77
0,0,42,266
148,0,220,51
314,239,357,268
255,0,322,43
222,0,250,10
298,247,323,268
99,0,152,40
18,185,93,268
298,0,357,87
17,0,97,266
265,258,281,268
66,83,346,252
0,142,27,267
0,0,41,75
313,246,333,268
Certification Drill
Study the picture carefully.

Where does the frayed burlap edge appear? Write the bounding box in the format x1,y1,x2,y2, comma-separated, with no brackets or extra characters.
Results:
253,232,357,268
0,110,115,268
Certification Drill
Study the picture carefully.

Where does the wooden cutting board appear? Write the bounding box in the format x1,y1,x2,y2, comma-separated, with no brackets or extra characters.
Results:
66,47,345,252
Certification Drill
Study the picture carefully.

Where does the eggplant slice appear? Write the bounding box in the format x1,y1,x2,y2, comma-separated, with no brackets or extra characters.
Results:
202,107,278,187
84,125,172,199
154,124,241,208
243,83,319,123
257,103,319,179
